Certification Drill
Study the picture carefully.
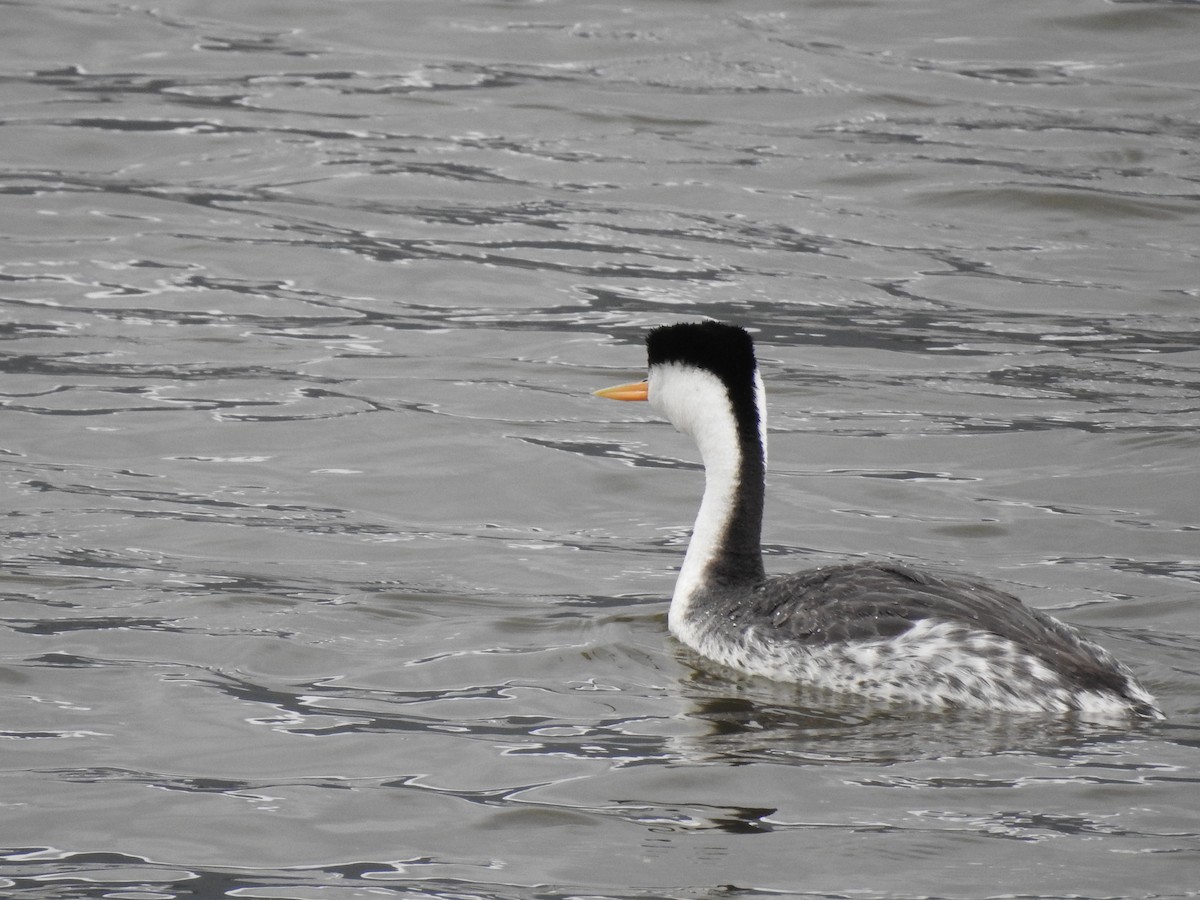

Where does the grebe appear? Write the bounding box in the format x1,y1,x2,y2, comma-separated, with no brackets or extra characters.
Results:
596,321,1161,718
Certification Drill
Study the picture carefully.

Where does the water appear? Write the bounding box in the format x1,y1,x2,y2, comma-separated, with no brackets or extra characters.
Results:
2,0,1198,897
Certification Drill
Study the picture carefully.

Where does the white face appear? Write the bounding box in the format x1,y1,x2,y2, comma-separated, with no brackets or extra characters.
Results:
647,362,768,463
647,362,728,437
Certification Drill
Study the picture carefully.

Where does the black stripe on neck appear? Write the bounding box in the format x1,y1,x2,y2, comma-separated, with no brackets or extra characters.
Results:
710,422,767,588
649,322,766,587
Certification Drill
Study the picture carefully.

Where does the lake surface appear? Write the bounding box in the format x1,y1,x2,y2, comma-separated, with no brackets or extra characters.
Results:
2,0,1198,897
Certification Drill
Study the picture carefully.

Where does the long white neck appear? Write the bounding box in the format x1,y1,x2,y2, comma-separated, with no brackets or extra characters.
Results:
671,421,746,619
650,366,767,632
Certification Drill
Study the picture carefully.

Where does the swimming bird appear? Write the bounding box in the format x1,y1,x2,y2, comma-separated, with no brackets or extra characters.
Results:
596,321,1161,718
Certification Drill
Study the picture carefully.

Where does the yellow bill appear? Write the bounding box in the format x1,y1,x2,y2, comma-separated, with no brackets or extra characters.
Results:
594,379,649,402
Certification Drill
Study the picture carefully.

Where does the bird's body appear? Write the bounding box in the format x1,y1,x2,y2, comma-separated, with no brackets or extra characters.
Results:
596,321,1160,718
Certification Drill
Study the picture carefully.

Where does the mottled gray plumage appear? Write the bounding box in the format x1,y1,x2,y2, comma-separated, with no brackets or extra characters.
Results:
754,563,1138,701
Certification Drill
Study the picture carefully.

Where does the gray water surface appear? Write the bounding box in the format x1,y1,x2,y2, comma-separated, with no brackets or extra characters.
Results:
2,1,1199,898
